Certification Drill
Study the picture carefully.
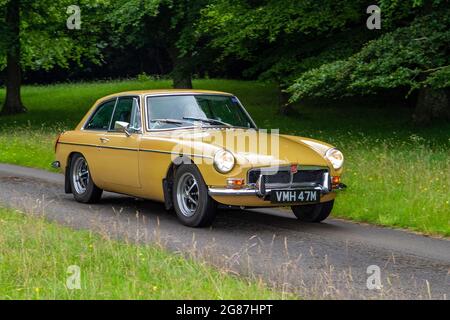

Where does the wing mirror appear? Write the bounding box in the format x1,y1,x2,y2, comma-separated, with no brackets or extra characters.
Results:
114,121,131,137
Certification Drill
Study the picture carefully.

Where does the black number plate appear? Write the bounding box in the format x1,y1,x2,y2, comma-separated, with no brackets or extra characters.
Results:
270,190,320,204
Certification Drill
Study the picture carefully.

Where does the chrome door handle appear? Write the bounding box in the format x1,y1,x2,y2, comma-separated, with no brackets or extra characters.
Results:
100,137,110,143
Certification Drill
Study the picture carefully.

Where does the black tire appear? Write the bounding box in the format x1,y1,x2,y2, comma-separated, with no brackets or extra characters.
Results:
172,164,216,227
291,200,334,223
69,153,103,204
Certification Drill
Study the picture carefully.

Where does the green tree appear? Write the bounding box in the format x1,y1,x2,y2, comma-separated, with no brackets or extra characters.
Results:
0,0,105,115
109,0,209,89
199,0,369,112
288,2,450,124
202,0,449,123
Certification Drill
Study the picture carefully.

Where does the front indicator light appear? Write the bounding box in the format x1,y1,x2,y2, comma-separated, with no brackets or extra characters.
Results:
226,178,245,189
332,176,340,185
332,176,347,190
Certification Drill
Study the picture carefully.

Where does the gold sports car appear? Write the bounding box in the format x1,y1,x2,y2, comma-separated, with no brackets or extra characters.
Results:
53,90,346,227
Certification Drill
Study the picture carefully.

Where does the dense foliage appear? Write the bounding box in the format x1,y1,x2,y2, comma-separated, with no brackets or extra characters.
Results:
0,0,107,114
288,6,450,101
0,0,449,122
199,0,369,86
199,0,449,122
0,0,105,72
107,0,210,88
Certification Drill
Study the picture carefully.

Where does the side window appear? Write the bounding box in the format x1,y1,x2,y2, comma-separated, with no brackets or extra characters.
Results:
110,97,141,132
129,98,142,131
85,99,116,131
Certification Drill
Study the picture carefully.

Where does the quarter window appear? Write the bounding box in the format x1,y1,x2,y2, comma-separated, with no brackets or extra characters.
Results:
85,99,116,131
110,97,141,132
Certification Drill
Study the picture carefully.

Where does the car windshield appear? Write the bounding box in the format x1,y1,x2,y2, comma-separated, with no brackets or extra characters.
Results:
146,95,255,130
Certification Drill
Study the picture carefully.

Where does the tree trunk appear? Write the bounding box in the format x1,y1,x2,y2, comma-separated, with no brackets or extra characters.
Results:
278,83,294,115
413,88,449,125
168,47,193,89
1,0,26,115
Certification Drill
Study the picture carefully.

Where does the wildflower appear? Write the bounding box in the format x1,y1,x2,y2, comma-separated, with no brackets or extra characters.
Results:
35,287,40,293
409,134,425,143
153,286,158,291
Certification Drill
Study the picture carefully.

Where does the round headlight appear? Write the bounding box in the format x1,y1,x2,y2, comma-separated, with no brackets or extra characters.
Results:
325,148,344,170
214,149,235,173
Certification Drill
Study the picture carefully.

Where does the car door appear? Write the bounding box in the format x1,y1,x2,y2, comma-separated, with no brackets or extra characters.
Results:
97,96,142,189
82,98,117,186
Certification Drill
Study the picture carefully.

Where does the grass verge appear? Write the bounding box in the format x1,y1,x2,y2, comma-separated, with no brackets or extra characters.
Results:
0,207,286,300
0,79,449,236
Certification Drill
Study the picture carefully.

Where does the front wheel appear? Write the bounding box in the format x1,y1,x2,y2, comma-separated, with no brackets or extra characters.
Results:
173,165,216,227
69,154,103,204
291,200,334,223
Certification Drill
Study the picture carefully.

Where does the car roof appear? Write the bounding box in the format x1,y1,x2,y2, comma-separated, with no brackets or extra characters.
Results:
98,89,234,102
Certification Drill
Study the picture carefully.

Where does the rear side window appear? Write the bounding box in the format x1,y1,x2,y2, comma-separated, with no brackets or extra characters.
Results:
85,100,116,130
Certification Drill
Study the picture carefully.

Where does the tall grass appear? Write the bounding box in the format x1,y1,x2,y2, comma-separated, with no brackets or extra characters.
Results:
0,79,449,236
335,134,450,235
0,208,285,299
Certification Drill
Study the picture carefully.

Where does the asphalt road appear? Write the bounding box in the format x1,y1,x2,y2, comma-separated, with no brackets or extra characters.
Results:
0,163,448,299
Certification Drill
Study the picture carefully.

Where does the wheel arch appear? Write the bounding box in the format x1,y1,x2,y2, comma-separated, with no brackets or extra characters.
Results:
65,151,99,194
162,155,196,210
64,152,81,194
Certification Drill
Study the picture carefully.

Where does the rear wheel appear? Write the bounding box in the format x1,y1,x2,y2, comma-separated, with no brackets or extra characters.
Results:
173,165,216,227
69,154,103,204
291,200,334,223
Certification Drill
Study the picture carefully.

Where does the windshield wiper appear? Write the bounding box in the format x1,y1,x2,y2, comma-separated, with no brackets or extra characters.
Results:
150,118,189,126
182,117,232,127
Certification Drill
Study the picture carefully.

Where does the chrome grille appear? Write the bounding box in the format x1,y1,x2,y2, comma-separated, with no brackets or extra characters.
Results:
247,166,329,188
293,170,326,184
248,169,290,184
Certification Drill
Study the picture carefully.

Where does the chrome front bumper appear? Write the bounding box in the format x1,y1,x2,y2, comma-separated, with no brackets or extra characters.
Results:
208,168,347,197
208,185,331,197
